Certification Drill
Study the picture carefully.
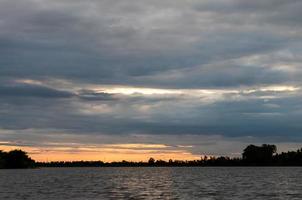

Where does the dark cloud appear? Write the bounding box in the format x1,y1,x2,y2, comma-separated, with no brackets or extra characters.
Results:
0,83,74,98
194,0,300,13
78,90,118,101
1,0,301,88
0,84,301,141
0,0,302,153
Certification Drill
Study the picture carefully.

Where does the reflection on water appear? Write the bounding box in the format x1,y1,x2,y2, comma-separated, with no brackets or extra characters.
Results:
0,167,302,200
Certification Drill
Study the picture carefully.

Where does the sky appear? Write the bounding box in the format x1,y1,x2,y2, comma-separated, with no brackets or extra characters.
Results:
1,0,302,162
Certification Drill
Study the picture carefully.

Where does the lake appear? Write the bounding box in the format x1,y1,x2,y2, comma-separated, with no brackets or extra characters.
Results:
0,167,302,199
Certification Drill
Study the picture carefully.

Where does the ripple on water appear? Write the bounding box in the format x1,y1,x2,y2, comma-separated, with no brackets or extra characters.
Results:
0,167,302,200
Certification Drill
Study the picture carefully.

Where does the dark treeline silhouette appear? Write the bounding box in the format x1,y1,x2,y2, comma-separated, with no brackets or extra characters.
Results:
0,149,35,169
2,144,302,168
36,144,302,167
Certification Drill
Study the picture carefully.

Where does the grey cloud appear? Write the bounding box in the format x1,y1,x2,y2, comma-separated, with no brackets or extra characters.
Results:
1,0,302,153
1,0,301,88
194,0,302,30
134,60,296,89
78,90,118,101
0,83,302,141
195,0,300,13
0,83,74,98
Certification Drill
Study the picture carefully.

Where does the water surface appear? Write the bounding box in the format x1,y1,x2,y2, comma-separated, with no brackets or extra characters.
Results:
0,167,301,199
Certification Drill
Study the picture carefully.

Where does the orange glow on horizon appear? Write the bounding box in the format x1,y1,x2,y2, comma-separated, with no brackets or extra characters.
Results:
0,144,201,162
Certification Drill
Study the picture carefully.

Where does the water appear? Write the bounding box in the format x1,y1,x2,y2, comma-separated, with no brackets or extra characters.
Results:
0,167,302,200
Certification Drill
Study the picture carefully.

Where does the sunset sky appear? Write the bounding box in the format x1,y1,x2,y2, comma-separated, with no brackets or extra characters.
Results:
1,0,302,161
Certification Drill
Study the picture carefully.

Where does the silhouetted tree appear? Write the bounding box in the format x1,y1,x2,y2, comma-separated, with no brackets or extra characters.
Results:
4,150,35,168
273,148,302,166
148,157,155,165
0,150,6,169
242,144,276,165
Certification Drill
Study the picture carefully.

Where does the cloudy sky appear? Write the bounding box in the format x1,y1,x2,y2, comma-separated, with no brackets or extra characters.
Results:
1,0,302,161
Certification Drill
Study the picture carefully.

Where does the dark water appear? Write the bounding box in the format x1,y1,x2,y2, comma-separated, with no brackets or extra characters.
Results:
0,167,302,200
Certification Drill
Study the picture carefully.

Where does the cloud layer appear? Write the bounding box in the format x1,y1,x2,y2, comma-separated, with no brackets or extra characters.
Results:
1,0,302,159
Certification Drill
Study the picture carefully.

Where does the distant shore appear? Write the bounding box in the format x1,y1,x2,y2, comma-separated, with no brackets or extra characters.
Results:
2,144,302,169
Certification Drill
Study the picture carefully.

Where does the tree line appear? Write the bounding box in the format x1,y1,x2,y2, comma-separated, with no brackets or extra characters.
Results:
2,144,302,168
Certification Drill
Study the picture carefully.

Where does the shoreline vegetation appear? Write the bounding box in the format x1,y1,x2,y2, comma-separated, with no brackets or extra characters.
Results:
1,144,302,169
